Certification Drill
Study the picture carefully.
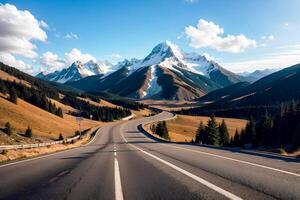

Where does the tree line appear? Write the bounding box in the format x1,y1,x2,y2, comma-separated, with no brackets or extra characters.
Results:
0,62,60,100
62,95,131,122
195,116,229,146
150,121,169,140
194,100,300,151
3,122,32,138
176,105,279,120
229,100,300,151
0,79,63,118
103,98,148,110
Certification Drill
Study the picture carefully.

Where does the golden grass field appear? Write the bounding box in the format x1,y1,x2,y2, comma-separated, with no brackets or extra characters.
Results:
132,109,153,119
0,70,31,87
152,114,247,142
0,97,104,140
0,126,99,163
141,99,198,111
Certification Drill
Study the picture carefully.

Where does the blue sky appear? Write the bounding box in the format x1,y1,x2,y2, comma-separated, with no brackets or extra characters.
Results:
1,0,300,74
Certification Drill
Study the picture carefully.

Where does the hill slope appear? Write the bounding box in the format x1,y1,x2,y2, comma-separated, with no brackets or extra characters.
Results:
0,97,100,139
178,63,300,117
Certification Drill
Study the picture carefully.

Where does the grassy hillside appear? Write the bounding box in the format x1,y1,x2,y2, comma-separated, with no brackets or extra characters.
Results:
180,63,300,118
146,115,247,142
0,97,102,140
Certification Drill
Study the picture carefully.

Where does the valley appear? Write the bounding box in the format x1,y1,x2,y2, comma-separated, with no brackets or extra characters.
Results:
0,51,299,200
0,2,299,200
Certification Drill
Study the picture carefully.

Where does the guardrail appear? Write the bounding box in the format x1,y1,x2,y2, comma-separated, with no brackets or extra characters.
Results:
0,131,89,151
122,113,135,121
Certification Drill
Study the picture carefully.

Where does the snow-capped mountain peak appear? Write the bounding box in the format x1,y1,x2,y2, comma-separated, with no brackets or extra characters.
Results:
37,60,112,83
142,41,184,66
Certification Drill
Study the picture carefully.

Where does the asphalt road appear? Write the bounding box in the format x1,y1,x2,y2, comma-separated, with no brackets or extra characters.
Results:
0,111,299,200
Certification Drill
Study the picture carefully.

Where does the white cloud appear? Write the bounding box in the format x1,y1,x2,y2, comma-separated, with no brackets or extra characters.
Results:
65,48,95,65
40,48,97,72
284,23,289,27
260,35,275,47
222,45,300,72
0,53,31,70
184,0,198,3
261,35,275,41
65,32,79,40
40,51,66,72
110,53,123,59
185,19,257,53
39,20,49,29
0,3,47,59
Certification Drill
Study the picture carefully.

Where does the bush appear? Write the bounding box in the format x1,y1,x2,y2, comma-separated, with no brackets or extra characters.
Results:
58,133,64,141
56,108,63,118
9,87,17,104
4,122,12,135
155,121,169,140
25,126,33,138
1,149,8,155
75,130,81,136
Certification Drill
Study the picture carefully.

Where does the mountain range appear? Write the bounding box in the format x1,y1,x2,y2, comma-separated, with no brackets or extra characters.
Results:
36,60,113,83
37,41,246,100
238,68,280,82
180,63,300,118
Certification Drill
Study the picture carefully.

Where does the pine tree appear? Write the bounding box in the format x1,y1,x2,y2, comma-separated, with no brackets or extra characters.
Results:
233,129,241,146
292,122,300,149
56,107,63,118
205,115,220,146
195,121,206,144
155,121,169,139
280,103,286,117
9,86,17,104
59,133,64,141
290,100,297,113
219,120,229,146
155,122,163,137
4,122,12,135
150,124,156,133
25,126,33,138
0,80,8,94
161,121,169,139
240,128,246,146
256,111,274,146
245,117,256,145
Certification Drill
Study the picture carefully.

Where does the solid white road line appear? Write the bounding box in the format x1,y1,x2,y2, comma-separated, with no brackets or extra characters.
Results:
121,134,242,200
114,156,124,200
83,127,101,146
167,145,300,178
139,118,300,178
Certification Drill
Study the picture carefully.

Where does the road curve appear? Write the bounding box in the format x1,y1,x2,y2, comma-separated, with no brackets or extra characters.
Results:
0,111,299,200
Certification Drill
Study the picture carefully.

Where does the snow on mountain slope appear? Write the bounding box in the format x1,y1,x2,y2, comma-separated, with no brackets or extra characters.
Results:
67,41,243,100
142,65,162,98
37,60,112,83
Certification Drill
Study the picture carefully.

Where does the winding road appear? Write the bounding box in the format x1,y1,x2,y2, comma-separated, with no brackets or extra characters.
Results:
0,111,299,200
